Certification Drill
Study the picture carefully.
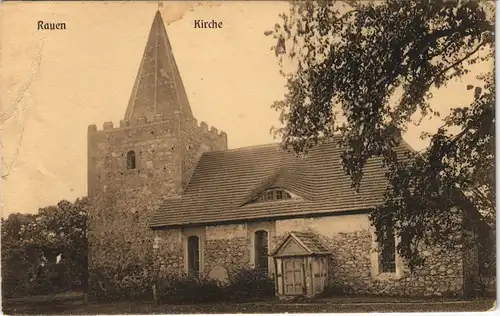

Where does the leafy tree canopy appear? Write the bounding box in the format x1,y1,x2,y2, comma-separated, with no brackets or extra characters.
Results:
1,197,89,296
268,0,494,269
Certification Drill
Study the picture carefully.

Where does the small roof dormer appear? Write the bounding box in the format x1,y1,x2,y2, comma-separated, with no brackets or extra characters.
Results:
238,166,307,207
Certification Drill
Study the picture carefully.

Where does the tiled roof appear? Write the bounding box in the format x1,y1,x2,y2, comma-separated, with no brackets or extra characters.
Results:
290,231,330,254
270,231,330,257
150,138,413,228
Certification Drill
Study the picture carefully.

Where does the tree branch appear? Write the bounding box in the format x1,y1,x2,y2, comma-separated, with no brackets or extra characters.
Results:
471,187,494,209
333,9,359,24
424,39,489,91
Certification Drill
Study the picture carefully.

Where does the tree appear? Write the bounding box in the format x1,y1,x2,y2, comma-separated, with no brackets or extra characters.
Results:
1,213,38,296
1,197,89,296
268,0,494,269
33,198,89,289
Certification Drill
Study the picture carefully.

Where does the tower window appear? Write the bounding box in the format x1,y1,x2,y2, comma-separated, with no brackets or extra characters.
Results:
127,151,136,170
254,230,269,272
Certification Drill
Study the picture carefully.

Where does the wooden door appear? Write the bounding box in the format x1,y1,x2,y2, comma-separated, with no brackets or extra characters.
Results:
284,258,304,295
313,259,322,293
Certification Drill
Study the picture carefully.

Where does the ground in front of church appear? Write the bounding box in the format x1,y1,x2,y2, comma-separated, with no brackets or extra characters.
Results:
2,291,496,314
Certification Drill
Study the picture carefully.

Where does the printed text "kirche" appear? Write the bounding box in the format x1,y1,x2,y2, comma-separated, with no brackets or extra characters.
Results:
194,20,223,29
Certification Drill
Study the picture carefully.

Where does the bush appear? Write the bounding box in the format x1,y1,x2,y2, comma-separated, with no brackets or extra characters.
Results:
226,268,275,301
319,283,350,297
29,263,73,295
89,266,276,304
1,247,33,298
156,268,275,304
2,253,85,298
89,265,154,302
157,273,226,303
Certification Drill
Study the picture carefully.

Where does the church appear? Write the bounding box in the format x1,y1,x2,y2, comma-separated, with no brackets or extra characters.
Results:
87,11,480,299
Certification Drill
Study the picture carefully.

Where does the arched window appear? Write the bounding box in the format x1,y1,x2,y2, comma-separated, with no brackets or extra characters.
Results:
254,230,269,271
255,188,292,203
127,151,136,170
380,218,396,273
187,236,200,277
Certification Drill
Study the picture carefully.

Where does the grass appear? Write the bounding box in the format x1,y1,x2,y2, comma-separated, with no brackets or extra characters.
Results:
2,292,496,314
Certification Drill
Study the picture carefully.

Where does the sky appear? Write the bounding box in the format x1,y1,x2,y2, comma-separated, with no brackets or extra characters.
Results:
0,1,493,217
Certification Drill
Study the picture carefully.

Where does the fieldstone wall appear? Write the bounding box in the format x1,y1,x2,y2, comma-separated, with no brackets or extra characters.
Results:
87,119,182,296
324,230,464,297
87,115,226,297
181,117,227,189
153,229,184,278
147,213,471,298
276,214,467,297
204,237,249,274
153,222,276,279
204,224,250,275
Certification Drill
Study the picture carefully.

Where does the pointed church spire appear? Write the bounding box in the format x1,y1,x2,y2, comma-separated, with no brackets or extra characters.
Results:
125,11,193,123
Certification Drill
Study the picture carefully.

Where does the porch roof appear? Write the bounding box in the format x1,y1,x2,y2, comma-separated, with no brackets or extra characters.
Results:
270,231,330,257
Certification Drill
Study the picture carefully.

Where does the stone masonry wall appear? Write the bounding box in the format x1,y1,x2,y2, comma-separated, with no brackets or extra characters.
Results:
205,224,250,275
152,222,274,280
87,118,182,295
87,114,226,296
150,213,469,298
325,230,463,297
181,117,227,189
153,229,184,278
276,214,466,297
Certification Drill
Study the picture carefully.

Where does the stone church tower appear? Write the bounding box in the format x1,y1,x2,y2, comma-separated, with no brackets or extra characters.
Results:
87,11,227,294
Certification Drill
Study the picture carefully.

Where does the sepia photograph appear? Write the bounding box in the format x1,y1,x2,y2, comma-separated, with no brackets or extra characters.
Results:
0,0,496,314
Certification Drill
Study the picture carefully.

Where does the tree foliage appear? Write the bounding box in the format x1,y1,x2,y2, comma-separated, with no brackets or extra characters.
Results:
1,197,88,297
268,0,494,269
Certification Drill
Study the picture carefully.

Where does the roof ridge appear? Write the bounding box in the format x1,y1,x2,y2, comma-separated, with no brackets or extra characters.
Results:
206,136,346,155
204,134,413,155
208,142,282,153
